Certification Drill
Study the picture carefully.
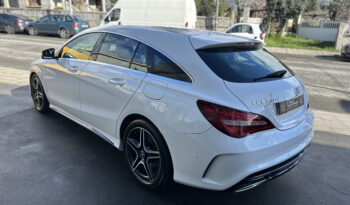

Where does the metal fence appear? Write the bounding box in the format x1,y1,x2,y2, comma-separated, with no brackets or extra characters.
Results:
297,20,341,42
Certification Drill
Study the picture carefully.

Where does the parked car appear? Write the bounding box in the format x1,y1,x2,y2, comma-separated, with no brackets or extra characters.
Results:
341,43,350,59
225,23,265,43
30,26,314,191
25,14,89,38
100,0,197,29
0,13,33,34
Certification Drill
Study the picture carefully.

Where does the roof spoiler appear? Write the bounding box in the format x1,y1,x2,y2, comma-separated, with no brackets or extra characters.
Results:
196,41,263,51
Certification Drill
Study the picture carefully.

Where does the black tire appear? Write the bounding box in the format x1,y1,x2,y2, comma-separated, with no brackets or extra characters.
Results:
28,26,37,36
123,119,173,190
59,28,69,39
5,25,15,34
30,74,50,113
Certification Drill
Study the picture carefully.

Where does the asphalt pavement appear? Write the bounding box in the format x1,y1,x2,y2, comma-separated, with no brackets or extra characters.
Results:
0,33,350,205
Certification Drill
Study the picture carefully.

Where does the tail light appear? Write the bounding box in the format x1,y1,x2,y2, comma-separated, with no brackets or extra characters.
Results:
73,22,78,28
16,20,23,25
185,21,188,28
260,33,264,40
197,100,275,138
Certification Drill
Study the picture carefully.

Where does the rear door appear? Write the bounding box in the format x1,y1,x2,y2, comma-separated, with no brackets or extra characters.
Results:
79,33,146,137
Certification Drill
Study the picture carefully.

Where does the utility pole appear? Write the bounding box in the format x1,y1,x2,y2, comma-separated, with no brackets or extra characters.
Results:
69,0,73,16
215,0,220,31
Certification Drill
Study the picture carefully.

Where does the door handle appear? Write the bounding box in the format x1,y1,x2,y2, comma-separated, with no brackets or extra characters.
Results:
108,78,125,86
69,66,79,72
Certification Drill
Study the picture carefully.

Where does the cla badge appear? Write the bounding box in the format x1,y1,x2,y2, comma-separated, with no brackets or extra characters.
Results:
252,97,279,105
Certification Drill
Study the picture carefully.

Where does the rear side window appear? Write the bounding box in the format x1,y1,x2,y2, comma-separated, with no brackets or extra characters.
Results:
197,48,293,83
61,33,101,60
147,47,191,83
130,43,147,72
96,33,138,68
241,25,253,34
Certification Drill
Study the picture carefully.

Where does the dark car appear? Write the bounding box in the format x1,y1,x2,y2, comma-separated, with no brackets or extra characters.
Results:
341,43,350,59
0,13,33,34
26,14,90,38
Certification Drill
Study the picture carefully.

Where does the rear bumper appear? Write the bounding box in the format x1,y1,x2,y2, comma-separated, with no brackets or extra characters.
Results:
164,109,314,191
232,145,308,192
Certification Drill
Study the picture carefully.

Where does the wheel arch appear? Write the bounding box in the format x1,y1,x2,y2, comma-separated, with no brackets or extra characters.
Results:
118,113,174,178
119,113,159,150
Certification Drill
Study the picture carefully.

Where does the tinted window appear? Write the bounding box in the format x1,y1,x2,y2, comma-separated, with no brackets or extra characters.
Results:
130,43,147,72
241,25,253,34
66,15,73,22
74,16,85,22
259,24,265,33
197,48,293,83
40,16,50,22
147,47,191,82
61,33,101,60
96,33,138,68
230,25,240,33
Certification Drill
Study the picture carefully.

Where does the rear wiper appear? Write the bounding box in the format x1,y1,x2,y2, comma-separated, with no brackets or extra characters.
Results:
253,70,287,82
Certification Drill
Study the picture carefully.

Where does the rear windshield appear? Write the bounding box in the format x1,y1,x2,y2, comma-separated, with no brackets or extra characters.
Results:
197,48,293,83
74,16,85,22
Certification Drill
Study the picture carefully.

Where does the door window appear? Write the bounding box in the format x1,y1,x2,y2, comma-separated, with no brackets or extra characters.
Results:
105,8,120,22
61,33,102,60
130,43,147,72
229,25,240,33
96,33,138,68
241,25,253,34
147,47,191,83
40,16,50,22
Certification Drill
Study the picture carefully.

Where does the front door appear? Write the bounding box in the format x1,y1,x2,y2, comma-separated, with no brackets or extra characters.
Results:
80,33,147,137
43,32,102,118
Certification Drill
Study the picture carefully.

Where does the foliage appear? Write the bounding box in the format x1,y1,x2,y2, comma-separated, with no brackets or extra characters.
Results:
265,34,336,51
195,0,216,16
327,0,350,21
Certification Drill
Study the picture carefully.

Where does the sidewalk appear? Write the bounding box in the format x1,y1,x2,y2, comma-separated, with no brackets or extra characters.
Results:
266,47,340,56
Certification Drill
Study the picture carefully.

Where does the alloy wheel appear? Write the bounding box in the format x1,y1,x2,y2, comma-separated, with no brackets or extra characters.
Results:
60,29,68,39
31,77,44,110
29,27,36,36
125,127,161,185
5,25,14,34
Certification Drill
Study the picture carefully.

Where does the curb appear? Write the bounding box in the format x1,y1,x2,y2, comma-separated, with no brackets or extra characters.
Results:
265,47,340,56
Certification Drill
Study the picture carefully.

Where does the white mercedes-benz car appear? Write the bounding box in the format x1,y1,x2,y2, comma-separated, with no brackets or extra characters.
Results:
30,25,314,191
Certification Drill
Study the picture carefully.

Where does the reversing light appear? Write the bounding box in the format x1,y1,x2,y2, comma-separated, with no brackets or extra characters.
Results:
197,100,275,138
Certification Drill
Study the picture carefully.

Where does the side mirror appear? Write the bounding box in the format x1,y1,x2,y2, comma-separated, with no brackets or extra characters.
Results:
42,48,55,59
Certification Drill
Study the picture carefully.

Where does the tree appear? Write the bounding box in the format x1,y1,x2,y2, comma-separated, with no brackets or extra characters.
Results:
195,0,216,16
327,0,350,21
264,0,318,34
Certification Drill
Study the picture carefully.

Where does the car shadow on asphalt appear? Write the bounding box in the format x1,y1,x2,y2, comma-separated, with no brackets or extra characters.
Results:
315,55,350,63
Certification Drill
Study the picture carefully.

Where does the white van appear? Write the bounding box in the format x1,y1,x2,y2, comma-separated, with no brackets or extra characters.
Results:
99,0,197,29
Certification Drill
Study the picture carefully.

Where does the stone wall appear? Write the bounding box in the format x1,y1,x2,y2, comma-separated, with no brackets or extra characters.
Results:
0,7,105,27
196,16,235,32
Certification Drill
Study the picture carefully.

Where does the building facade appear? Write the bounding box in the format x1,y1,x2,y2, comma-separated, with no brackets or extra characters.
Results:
0,0,107,12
